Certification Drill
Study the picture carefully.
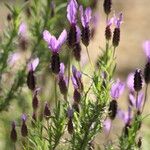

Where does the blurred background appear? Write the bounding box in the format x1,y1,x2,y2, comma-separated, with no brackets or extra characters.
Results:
0,0,150,149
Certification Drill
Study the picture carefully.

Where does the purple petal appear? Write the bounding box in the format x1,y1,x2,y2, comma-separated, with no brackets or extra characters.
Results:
67,0,78,24
18,22,27,36
57,29,67,51
60,63,65,75
107,17,114,26
43,30,52,44
21,114,27,122
67,107,74,118
28,58,39,71
71,76,78,89
129,93,136,106
114,12,123,28
111,79,125,99
137,92,144,110
126,73,134,92
76,26,81,43
143,40,150,59
49,36,58,52
85,7,92,25
79,5,85,27
72,65,77,76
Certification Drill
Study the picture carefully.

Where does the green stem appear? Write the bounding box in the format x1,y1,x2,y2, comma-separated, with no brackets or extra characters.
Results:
54,75,57,107
86,46,93,69
142,84,148,113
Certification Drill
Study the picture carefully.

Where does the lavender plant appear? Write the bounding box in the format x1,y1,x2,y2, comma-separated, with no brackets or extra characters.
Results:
0,0,149,150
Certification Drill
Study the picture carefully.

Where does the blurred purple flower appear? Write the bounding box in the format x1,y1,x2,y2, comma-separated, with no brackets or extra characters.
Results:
107,17,114,27
117,107,132,124
67,107,74,119
126,73,134,92
21,114,27,122
80,6,92,28
114,12,123,28
27,57,39,72
43,29,67,53
143,40,150,60
67,0,78,25
103,118,111,134
76,26,81,43
129,92,144,110
111,79,125,99
18,22,27,37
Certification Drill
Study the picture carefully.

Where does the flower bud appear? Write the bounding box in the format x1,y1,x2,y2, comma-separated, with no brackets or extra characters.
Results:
72,102,80,113
144,62,150,84
73,43,81,61
68,24,77,48
112,28,120,48
81,26,90,47
108,100,118,120
27,70,36,91
67,118,74,134
44,103,51,119
7,13,12,22
21,115,28,137
105,26,111,41
137,137,142,148
32,93,39,110
58,78,68,96
51,53,60,74
73,89,81,103
134,69,142,92
103,0,112,15
10,121,17,143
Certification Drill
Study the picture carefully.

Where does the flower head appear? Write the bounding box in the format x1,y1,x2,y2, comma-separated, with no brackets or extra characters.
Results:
21,114,27,122
43,29,67,53
111,79,125,99
80,6,92,28
18,22,27,37
67,0,78,24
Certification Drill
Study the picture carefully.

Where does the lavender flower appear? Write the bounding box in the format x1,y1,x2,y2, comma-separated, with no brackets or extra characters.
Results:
44,102,51,119
67,107,74,134
21,114,28,137
32,88,40,111
110,79,125,100
58,63,68,97
18,22,27,37
67,0,78,48
43,29,67,74
143,40,150,60
112,13,123,47
50,0,55,17
80,6,92,47
27,58,39,91
71,66,83,103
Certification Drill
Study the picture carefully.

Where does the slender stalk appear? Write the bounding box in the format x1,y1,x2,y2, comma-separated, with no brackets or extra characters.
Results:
14,143,16,150
142,84,148,113
113,46,116,58
86,46,93,69
54,75,57,107
67,51,71,101
136,91,139,109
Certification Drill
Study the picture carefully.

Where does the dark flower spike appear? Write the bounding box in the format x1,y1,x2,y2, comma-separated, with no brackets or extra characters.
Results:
67,107,74,134
108,100,118,120
21,114,28,137
112,13,123,47
143,41,150,84
58,63,68,97
80,6,92,47
103,0,112,15
105,17,113,41
32,88,40,110
10,121,17,143
43,29,67,74
73,26,82,61
44,102,51,119
50,0,55,17
27,58,39,91
134,69,143,92
67,107,74,119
